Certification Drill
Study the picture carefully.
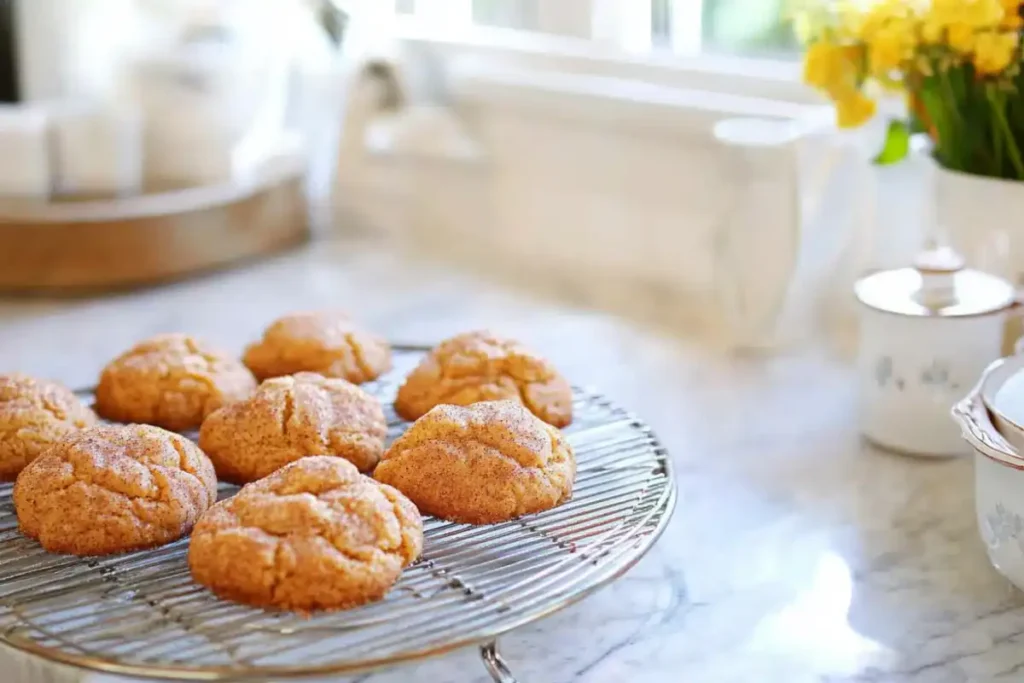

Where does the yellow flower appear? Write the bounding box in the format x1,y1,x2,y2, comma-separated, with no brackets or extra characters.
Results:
948,22,978,52
1001,0,1022,28
803,40,862,93
923,0,1005,49
867,21,917,76
921,17,943,42
832,1,873,42
835,91,877,128
855,0,894,37
973,30,1018,73
842,1,922,82
934,0,1002,27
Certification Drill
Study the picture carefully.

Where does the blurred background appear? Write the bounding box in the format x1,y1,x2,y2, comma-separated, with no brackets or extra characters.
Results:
0,0,936,356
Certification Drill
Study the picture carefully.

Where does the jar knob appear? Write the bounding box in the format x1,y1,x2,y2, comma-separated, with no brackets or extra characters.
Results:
912,246,964,308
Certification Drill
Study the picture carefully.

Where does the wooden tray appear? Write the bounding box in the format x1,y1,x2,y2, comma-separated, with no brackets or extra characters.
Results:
0,162,310,294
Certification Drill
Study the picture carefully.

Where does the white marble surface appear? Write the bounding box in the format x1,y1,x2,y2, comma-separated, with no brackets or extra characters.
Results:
1,239,1021,683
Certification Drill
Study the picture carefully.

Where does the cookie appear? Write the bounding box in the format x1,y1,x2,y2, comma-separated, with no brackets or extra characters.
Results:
14,424,217,556
243,311,392,383
188,455,422,612
394,331,573,427
375,400,576,524
0,374,97,481
199,372,386,483
95,334,257,431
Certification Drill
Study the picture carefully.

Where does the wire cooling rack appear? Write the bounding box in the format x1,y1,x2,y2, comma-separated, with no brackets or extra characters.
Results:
0,345,676,682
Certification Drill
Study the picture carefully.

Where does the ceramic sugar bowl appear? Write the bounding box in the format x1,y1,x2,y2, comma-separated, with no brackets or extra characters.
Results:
855,247,1016,456
953,354,1024,591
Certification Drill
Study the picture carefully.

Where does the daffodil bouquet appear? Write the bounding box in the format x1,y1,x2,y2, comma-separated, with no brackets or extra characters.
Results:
796,0,1024,179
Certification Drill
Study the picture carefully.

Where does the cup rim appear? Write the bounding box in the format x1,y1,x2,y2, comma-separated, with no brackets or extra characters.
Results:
955,357,1024,470
981,354,1024,438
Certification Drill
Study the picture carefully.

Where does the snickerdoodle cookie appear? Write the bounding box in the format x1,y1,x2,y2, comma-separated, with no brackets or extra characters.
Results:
95,334,257,431
243,311,392,384
199,372,386,483
0,374,97,481
188,455,422,612
14,424,217,556
394,331,573,428
375,400,575,524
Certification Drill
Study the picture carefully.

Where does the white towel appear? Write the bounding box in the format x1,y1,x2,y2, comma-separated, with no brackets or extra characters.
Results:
49,102,143,198
0,106,51,198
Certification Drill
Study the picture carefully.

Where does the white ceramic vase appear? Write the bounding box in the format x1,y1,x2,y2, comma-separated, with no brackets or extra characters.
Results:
936,164,1024,289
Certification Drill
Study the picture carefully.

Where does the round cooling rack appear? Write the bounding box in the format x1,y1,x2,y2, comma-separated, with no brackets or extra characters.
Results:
0,345,677,682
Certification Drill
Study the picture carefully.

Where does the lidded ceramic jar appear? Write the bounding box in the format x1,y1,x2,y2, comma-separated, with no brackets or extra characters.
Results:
855,246,1016,456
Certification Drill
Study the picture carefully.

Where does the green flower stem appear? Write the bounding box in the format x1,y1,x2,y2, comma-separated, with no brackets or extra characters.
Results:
989,88,1024,178
939,70,961,127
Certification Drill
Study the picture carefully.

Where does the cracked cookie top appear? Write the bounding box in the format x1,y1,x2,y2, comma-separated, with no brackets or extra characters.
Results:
374,400,576,524
394,331,573,427
188,455,422,612
0,374,98,481
199,372,387,483
95,333,257,431
13,424,218,556
243,311,392,384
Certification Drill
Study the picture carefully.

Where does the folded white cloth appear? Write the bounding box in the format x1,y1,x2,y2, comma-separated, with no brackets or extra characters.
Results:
50,102,143,197
0,105,51,198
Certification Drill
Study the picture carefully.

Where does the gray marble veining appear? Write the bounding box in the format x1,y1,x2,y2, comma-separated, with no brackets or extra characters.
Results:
1,239,1022,683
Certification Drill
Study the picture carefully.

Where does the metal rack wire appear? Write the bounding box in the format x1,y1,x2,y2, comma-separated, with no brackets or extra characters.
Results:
0,346,676,681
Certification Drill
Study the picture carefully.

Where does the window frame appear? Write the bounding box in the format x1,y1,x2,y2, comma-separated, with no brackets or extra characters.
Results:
386,0,813,106
395,0,799,59
392,13,816,107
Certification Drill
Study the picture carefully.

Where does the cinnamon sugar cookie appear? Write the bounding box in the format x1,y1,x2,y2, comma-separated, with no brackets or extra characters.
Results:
394,331,572,427
0,374,97,481
375,400,576,524
243,311,391,384
188,456,422,612
199,372,386,483
95,334,257,431
14,424,217,556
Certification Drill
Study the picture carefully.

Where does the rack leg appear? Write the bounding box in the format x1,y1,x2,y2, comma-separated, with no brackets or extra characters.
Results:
480,640,518,683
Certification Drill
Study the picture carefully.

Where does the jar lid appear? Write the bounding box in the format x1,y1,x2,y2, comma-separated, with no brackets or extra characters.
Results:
854,247,1016,317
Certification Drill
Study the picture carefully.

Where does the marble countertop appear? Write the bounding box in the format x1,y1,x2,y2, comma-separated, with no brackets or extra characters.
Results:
1,239,1019,683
